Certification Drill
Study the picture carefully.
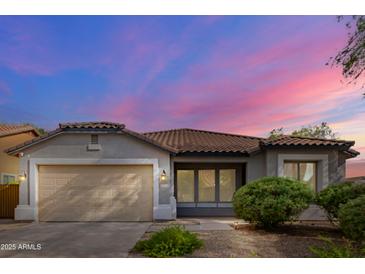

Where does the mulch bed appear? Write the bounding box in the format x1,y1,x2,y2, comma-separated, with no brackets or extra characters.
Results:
189,222,345,258
129,222,348,258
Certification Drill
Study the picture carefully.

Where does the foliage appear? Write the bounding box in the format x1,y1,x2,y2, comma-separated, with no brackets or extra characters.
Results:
330,16,365,95
338,195,365,242
268,122,337,139
268,128,284,139
133,226,203,257
291,122,337,139
24,123,47,136
316,182,365,222
233,177,313,228
309,236,363,258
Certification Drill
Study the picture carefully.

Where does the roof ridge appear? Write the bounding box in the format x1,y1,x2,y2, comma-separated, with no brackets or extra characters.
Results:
144,127,265,140
59,121,125,129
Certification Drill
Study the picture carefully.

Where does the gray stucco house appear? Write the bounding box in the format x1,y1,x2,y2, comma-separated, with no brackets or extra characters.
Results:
6,122,359,222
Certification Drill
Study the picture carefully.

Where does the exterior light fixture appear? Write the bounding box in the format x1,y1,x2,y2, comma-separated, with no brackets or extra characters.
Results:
160,170,167,182
18,172,27,182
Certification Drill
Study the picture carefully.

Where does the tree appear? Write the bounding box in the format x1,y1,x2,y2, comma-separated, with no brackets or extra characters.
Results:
268,127,284,139
291,122,337,139
330,16,365,96
24,123,47,136
268,122,338,139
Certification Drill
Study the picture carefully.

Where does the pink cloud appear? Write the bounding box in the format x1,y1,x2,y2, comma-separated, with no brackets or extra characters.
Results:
347,160,365,177
91,16,363,159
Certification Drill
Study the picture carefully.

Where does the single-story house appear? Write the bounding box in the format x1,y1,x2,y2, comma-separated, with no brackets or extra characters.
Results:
0,124,40,184
5,122,359,222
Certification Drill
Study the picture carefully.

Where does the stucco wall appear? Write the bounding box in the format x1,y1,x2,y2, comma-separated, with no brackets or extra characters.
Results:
0,132,36,181
18,133,172,205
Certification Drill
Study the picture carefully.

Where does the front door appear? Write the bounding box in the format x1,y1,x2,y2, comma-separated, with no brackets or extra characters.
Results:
174,163,245,217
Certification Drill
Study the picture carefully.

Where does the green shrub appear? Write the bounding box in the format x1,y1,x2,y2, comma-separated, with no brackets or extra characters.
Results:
133,226,203,257
233,176,313,228
316,182,365,222
338,195,365,242
309,236,362,258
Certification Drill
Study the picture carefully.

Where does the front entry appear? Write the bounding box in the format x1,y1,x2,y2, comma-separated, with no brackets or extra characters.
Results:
174,163,245,217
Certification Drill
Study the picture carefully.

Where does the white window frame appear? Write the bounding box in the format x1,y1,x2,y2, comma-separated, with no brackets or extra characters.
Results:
0,172,17,184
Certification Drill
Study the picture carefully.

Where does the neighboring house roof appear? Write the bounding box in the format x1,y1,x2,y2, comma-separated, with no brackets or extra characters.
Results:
143,128,263,154
0,124,40,138
5,122,359,158
6,122,178,155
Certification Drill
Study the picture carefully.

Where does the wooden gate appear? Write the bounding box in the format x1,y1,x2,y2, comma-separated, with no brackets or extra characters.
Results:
0,184,19,218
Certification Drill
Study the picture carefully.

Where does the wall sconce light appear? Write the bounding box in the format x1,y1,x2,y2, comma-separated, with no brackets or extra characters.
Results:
160,170,167,182
18,172,27,182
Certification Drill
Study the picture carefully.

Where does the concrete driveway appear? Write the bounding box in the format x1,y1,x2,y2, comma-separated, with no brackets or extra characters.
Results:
0,221,151,258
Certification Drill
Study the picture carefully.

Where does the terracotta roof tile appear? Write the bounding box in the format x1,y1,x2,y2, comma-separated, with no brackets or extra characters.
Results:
143,128,263,154
0,124,39,138
59,121,125,130
262,135,355,148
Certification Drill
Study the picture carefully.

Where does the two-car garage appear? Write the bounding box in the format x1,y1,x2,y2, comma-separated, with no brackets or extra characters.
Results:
8,122,174,222
38,165,153,222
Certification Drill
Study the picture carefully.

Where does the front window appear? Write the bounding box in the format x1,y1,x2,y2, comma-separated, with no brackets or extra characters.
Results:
176,170,194,202
175,164,241,203
219,169,236,202
284,161,317,191
198,170,215,202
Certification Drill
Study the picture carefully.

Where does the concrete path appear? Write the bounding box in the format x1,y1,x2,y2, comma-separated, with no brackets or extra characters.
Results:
147,217,244,232
0,222,151,258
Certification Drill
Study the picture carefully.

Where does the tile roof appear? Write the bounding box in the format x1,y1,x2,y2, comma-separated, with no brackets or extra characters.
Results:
59,121,125,130
144,129,358,156
143,128,263,154
0,124,40,138
5,122,359,158
261,135,355,148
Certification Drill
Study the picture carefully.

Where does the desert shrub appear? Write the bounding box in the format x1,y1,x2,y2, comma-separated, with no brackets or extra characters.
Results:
338,195,365,242
316,182,365,222
309,236,362,258
133,226,203,257
233,176,313,228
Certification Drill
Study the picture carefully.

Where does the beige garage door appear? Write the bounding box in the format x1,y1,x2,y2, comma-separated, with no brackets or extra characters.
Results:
38,165,153,221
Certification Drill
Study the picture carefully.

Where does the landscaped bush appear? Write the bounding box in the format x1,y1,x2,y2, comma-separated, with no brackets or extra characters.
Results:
133,226,203,257
338,195,365,242
233,176,313,228
316,182,365,222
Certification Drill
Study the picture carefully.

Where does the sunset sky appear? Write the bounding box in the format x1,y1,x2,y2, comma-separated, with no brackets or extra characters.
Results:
0,16,364,176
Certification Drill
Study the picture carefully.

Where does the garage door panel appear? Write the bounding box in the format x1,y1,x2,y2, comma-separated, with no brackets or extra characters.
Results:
38,165,153,221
